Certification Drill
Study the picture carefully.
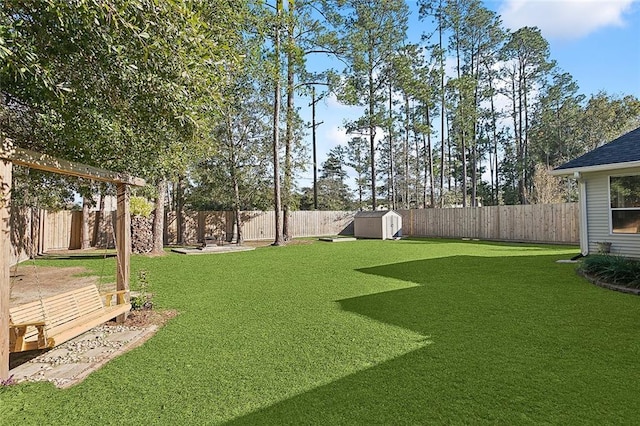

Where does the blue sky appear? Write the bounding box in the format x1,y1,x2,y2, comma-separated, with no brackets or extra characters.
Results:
489,0,640,97
297,0,640,188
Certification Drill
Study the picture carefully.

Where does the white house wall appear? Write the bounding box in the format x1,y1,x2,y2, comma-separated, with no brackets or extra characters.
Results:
585,167,640,258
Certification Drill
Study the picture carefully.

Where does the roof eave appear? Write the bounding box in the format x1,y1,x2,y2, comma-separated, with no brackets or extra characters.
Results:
551,160,640,177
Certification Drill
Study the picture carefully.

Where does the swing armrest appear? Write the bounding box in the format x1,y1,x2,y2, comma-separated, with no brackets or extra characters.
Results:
101,290,128,306
9,322,47,352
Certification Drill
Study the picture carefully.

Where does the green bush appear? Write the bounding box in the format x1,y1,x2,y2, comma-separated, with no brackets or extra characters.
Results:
131,269,153,310
580,254,640,288
130,196,153,218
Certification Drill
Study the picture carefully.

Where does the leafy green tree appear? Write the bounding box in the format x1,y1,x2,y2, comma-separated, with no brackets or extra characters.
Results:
316,146,353,210
327,0,409,210
385,44,424,209
2,1,249,250
438,0,504,206
419,0,448,207
283,0,298,240
579,93,640,151
499,26,555,204
530,71,585,167
460,0,504,206
346,136,370,210
281,0,334,238
267,0,285,245
188,47,273,243
419,0,504,207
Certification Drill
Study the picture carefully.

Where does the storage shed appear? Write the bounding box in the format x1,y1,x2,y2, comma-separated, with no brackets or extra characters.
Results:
353,210,402,240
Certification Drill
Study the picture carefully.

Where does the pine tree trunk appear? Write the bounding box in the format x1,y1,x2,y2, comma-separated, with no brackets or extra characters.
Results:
439,11,445,208
177,176,185,245
283,0,295,241
404,93,410,208
233,207,243,245
92,193,102,247
81,196,91,249
426,108,435,208
369,51,377,210
388,82,395,209
152,179,166,255
272,0,284,245
488,69,499,205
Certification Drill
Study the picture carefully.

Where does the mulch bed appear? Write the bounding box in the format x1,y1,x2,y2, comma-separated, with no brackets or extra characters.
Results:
578,271,640,296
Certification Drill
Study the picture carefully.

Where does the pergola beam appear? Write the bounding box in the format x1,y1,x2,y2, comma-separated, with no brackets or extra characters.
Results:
1,140,145,380
0,144,145,187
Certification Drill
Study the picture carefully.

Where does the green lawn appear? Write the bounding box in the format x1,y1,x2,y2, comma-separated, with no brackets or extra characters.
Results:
2,239,640,425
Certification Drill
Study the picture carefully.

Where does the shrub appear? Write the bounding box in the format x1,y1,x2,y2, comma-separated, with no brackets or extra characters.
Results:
131,269,153,310
130,196,153,218
580,255,640,288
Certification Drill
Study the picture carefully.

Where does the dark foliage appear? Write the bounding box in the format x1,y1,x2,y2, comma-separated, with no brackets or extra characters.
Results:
580,254,640,288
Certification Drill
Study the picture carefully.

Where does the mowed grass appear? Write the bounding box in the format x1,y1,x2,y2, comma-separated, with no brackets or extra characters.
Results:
2,239,640,425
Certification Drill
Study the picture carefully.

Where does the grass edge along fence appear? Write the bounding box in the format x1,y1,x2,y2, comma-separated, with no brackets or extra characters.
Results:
11,203,579,256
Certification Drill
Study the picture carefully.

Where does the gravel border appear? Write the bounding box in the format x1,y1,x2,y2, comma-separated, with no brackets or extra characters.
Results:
10,323,158,388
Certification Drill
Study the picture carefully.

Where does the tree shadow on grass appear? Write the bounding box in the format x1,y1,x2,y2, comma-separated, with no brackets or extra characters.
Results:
226,254,640,424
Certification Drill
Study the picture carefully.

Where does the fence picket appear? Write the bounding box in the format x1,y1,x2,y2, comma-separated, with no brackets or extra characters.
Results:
10,204,579,260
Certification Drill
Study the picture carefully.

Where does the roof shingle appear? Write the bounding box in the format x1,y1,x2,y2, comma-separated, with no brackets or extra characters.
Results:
555,126,640,171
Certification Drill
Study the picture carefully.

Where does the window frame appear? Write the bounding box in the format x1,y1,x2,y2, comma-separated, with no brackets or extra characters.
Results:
609,173,640,235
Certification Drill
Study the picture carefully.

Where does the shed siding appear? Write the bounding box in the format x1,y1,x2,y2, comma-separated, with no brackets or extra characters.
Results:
585,167,640,258
354,216,382,239
353,211,402,239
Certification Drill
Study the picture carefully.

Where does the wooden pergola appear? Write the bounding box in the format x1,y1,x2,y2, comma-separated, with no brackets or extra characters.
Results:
0,140,145,380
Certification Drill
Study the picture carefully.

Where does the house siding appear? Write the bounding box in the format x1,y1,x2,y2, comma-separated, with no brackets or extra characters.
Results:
585,167,640,258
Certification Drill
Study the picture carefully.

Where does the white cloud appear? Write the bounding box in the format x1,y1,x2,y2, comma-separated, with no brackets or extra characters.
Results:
322,125,351,148
324,93,349,109
499,0,637,41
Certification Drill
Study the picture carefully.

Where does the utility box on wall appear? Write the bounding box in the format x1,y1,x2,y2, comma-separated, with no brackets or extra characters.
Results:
353,210,402,240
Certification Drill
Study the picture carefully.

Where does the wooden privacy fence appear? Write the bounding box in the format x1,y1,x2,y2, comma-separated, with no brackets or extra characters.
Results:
10,203,579,258
9,210,116,261
164,210,356,244
10,209,356,255
398,203,579,244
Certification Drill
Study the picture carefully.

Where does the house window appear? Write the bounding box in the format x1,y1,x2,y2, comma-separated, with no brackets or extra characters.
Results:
610,175,640,234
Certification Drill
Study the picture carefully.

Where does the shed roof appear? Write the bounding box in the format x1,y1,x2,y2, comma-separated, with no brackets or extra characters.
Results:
552,126,640,175
354,210,400,218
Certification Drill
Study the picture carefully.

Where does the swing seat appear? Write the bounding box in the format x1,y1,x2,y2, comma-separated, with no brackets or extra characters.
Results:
8,285,131,353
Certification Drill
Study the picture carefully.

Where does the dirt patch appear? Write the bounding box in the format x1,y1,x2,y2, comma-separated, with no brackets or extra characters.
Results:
9,262,179,330
243,239,314,247
107,308,179,328
9,265,108,307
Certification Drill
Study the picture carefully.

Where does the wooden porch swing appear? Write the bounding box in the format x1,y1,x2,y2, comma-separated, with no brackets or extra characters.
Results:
1,140,145,379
